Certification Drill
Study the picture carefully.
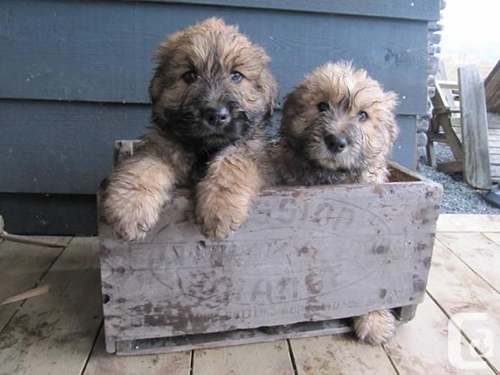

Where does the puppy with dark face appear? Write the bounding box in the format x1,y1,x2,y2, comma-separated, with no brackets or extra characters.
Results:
274,61,399,345
103,18,276,241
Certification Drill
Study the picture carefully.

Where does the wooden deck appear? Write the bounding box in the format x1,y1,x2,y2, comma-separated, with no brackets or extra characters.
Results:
1,215,499,374
488,113,500,182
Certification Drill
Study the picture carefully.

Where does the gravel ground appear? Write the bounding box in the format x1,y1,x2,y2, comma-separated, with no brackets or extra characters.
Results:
417,143,500,214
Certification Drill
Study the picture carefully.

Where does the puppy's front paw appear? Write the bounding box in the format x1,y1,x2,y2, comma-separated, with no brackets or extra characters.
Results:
353,309,396,345
104,186,164,241
196,203,246,240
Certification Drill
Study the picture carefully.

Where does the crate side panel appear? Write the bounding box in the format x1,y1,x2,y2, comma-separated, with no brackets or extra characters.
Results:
100,181,441,341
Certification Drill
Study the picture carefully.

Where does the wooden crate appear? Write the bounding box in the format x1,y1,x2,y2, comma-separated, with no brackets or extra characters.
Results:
98,142,443,355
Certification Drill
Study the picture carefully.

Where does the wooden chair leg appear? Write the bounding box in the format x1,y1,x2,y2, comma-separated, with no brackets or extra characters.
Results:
439,114,464,161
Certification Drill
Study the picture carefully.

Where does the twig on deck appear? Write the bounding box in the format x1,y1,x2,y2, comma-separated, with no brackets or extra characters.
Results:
0,232,66,248
0,285,50,306
0,215,65,248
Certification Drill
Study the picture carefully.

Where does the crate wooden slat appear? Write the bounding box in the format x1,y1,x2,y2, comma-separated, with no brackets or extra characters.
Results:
98,143,442,355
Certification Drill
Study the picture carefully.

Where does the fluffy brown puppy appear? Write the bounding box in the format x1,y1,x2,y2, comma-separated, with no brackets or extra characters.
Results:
274,61,399,345
103,18,276,241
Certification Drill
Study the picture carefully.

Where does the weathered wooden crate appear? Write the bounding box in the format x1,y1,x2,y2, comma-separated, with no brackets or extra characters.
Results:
98,142,443,355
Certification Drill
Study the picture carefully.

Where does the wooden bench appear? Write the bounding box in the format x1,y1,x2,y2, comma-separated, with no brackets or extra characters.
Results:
427,65,492,190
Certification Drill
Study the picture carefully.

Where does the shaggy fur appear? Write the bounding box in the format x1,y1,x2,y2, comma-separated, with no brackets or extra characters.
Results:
103,18,276,240
273,61,399,345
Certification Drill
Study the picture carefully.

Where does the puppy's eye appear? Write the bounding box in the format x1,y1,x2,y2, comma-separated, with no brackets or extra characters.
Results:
358,111,368,122
317,102,329,112
230,71,244,83
182,71,198,84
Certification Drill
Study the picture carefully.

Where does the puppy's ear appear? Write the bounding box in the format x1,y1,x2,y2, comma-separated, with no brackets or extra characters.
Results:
280,87,305,137
250,46,276,121
149,68,163,106
262,69,277,120
149,31,183,105
382,91,399,145
154,31,182,63
383,91,399,112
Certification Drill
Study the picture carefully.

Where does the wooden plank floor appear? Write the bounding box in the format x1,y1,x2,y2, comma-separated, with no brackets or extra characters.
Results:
1,215,499,374
488,113,500,182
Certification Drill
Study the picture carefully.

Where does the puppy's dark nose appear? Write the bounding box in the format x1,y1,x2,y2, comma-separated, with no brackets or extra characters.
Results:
203,106,231,126
324,134,348,154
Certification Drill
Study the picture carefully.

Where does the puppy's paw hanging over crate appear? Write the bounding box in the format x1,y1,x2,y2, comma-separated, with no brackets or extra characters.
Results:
103,157,175,241
195,150,263,240
103,190,161,241
195,198,247,240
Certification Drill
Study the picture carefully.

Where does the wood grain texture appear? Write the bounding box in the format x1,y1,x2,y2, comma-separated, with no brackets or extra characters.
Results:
83,328,191,375
125,0,440,21
430,83,464,161
490,154,500,164
427,241,500,372
0,100,148,194
437,233,500,293
0,238,102,375
192,341,294,375
437,160,463,174
491,165,500,182
459,65,492,190
0,237,71,332
488,113,500,129
290,334,396,375
483,233,500,247
392,116,418,170
485,60,500,114
384,295,493,375
0,97,417,193
114,319,351,356
99,169,442,352
0,0,429,116
436,215,500,233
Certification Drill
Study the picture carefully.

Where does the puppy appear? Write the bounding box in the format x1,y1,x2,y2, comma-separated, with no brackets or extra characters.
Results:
274,61,399,345
103,18,276,241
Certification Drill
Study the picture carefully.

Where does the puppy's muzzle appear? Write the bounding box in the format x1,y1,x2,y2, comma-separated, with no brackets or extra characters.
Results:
324,133,348,154
202,106,231,127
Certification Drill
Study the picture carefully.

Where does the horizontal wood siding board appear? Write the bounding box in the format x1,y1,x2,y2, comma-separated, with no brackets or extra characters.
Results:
124,0,440,21
0,193,97,236
0,0,429,116
0,100,149,194
392,116,417,171
0,99,416,194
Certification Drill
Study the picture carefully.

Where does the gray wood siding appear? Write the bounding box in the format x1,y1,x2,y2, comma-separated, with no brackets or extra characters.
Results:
0,98,417,194
0,0,429,115
130,0,440,21
0,100,148,194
